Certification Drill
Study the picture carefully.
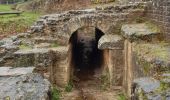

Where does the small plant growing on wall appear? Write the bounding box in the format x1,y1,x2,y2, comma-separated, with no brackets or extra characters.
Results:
51,87,61,100
65,81,73,92
100,73,110,91
118,93,127,100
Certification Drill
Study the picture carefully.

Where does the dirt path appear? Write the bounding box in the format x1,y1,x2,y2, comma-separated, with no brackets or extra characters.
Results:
61,70,122,100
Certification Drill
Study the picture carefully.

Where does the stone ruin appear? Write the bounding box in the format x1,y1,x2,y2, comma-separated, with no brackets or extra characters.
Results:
0,1,169,100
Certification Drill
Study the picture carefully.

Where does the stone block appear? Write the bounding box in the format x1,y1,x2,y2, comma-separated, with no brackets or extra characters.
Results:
0,73,51,100
121,23,161,42
98,34,124,50
49,46,69,87
132,77,170,100
0,67,35,76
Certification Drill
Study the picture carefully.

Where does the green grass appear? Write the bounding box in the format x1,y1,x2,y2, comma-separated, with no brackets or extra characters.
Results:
19,43,32,49
0,4,13,12
0,4,41,38
51,87,61,100
51,43,59,47
65,81,73,92
118,93,127,100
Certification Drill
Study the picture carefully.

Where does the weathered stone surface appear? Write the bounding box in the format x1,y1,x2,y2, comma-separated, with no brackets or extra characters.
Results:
98,35,124,50
0,67,35,76
0,33,32,67
0,44,19,67
162,73,170,83
33,37,58,44
132,77,170,100
121,23,161,42
0,33,30,47
111,49,124,85
49,46,69,87
0,73,51,100
14,48,49,67
30,4,144,44
34,43,51,48
134,77,160,93
14,47,68,68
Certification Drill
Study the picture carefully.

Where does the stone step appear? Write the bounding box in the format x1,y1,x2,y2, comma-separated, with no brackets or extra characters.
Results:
14,47,68,67
33,37,58,44
33,37,67,45
0,67,35,77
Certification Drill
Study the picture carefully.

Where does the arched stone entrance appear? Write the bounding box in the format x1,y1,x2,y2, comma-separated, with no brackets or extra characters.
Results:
69,27,105,81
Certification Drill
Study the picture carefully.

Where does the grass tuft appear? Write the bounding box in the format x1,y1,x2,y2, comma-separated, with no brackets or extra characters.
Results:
65,81,73,92
51,87,61,100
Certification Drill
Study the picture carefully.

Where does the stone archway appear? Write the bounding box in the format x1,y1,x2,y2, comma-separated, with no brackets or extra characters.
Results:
69,27,105,82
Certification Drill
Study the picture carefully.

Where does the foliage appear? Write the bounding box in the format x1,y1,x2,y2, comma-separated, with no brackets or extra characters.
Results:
65,81,73,92
118,93,127,100
0,0,28,4
100,74,110,91
159,81,170,91
51,43,59,47
51,87,61,100
0,4,13,11
19,43,32,49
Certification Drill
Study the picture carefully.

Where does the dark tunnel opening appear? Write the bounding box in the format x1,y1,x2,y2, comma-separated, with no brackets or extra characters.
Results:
69,27,104,81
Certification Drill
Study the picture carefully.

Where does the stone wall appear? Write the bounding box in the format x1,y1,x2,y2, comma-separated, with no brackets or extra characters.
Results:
145,0,170,41
125,0,170,41
49,47,69,87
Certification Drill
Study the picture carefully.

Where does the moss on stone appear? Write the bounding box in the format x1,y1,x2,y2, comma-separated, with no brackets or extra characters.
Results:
19,44,32,50
51,43,59,47
145,21,161,33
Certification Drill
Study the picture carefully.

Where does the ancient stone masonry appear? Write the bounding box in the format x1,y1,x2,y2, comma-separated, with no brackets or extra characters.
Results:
31,3,145,45
121,24,170,99
0,1,170,100
145,0,170,41
0,67,51,100
125,0,170,41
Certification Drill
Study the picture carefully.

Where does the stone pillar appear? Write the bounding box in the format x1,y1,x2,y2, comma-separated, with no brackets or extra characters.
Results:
123,40,134,97
111,49,124,86
49,47,69,87
98,34,124,86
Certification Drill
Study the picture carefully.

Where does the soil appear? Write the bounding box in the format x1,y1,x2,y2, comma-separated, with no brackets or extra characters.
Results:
61,68,122,100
